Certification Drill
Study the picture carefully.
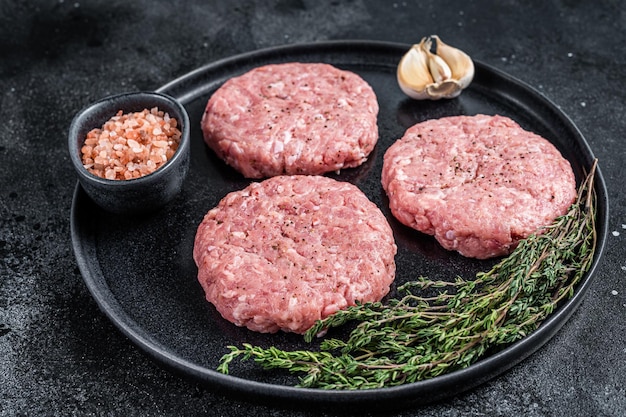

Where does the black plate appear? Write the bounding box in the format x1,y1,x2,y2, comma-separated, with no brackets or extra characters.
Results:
70,40,608,410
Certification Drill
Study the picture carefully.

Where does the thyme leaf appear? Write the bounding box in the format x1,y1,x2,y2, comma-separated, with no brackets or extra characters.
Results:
218,160,599,389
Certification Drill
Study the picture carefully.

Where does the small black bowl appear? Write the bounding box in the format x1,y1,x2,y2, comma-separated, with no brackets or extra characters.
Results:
68,91,190,215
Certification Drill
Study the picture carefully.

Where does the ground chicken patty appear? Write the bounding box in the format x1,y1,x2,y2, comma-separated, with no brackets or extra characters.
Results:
381,114,576,259
193,175,397,334
201,62,379,178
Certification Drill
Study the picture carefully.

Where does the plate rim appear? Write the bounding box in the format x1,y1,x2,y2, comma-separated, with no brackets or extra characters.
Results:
70,39,609,409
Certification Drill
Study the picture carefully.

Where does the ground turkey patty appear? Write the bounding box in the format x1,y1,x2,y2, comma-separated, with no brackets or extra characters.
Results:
193,175,397,334
201,62,379,178
381,114,576,259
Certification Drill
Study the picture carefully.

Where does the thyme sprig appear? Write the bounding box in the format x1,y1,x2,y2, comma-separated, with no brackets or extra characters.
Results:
218,161,598,389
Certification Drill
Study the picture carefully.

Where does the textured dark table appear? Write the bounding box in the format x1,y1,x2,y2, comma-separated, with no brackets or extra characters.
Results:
1,1,625,416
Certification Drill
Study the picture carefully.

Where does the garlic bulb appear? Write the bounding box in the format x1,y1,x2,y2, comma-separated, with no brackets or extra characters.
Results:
397,35,474,100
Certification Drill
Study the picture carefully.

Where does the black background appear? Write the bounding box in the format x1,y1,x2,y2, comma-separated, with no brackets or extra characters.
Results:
1,1,625,416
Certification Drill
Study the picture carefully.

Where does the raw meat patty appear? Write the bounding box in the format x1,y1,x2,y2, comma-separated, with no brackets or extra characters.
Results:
193,175,397,334
381,114,576,259
201,62,379,178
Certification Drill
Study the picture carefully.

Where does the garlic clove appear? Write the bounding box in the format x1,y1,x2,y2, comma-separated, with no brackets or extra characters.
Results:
397,35,474,100
422,37,452,84
396,43,435,99
426,51,453,83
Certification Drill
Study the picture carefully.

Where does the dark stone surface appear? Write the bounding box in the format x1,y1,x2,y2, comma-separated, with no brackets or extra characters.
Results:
1,1,624,416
